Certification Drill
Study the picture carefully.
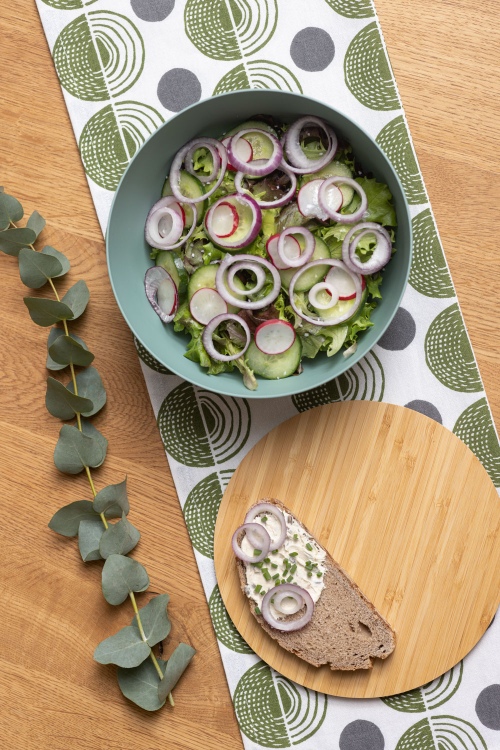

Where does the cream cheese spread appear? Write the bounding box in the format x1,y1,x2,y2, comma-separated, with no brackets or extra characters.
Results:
241,509,326,616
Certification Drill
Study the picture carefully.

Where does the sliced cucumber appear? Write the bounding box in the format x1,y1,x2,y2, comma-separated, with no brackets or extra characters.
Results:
301,161,354,207
246,336,302,380
225,119,277,137
162,170,206,228
187,263,246,313
313,288,368,323
155,251,188,298
279,236,330,292
225,120,277,163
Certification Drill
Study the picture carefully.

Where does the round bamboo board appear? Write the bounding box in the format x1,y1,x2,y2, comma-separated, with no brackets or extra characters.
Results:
214,401,500,698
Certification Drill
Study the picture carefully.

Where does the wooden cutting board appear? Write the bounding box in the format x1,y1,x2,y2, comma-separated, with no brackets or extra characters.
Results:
214,401,500,698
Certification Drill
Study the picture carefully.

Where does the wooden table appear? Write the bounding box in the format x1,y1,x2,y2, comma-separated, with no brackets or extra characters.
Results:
0,2,498,749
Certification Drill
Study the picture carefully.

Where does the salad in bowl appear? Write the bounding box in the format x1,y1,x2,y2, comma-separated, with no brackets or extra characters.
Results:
143,114,397,391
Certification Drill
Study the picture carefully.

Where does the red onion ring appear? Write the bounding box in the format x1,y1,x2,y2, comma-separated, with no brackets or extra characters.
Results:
289,259,363,326
216,254,281,310
234,166,297,208
144,266,178,323
145,196,197,250
205,194,262,250
228,128,283,176
318,177,368,223
227,261,267,296
277,227,315,268
261,584,315,631
169,138,228,203
282,116,337,175
309,281,339,310
202,313,251,362
231,522,271,563
184,139,221,185
244,502,287,550
342,222,392,275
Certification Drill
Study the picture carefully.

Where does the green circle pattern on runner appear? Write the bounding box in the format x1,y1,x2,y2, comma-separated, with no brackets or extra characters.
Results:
292,351,385,412
454,398,500,487
134,338,172,374
157,382,251,467
184,0,278,61
79,101,164,191
323,0,374,19
41,0,97,8
213,60,302,95
425,304,482,393
53,12,145,102
209,584,254,654
183,470,234,557
409,209,454,298
395,715,487,750
234,661,328,748
344,22,399,110
382,662,463,713
376,116,426,204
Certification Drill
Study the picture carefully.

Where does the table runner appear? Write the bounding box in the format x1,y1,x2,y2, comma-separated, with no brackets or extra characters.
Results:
35,1,500,747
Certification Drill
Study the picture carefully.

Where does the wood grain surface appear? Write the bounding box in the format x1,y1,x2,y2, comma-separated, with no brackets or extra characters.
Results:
214,402,500,698
0,1,499,748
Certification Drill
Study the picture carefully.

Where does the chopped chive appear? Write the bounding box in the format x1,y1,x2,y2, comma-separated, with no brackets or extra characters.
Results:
255,607,261,615
290,564,297,575
261,515,268,523
263,569,272,582
293,534,298,541
271,563,278,569
253,549,262,556
272,573,280,580
255,562,263,569
306,543,313,551
272,550,278,555
264,557,271,563
286,575,293,583
307,571,312,577
254,584,262,594
316,572,323,577
290,551,298,557
305,560,312,569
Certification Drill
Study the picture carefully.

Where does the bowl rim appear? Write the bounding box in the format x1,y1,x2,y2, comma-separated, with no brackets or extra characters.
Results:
106,88,412,399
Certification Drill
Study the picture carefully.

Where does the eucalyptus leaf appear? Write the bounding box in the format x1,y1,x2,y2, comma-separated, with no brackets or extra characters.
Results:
80,418,108,467
93,478,129,516
94,625,150,668
42,246,70,277
0,202,9,231
24,297,74,327
46,328,89,371
78,517,104,562
18,247,63,289
54,424,104,474
48,499,96,537
99,514,140,559
132,594,171,648
48,335,94,367
27,210,46,238
117,657,166,712
45,376,94,420
0,191,23,223
61,279,89,320
0,227,37,256
158,643,196,703
67,366,106,416
101,554,150,606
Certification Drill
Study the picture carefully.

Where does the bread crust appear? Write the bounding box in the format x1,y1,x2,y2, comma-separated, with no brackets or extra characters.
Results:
236,498,396,671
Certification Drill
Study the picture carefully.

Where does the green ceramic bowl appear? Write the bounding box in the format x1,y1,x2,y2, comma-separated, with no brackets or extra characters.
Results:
106,90,411,399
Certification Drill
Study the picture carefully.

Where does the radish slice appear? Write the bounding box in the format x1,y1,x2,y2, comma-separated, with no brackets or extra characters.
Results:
189,288,228,325
266,233,301,270
222,136,253,170
318,177,367,224
319,182,343,215
261,584,314,631
297,180,329,221
255,319,296,355
309,282,339,310
325,265,365,300
202,313,251,361
228,129,282,176
144,267,178,323
277,227,315,268
211,201,239,238
205,194,262,250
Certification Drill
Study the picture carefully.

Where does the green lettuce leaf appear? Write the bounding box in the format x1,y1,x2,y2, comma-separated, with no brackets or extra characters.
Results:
353,177,397,226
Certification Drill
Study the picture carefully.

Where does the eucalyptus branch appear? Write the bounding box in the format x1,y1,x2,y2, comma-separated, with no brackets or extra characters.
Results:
0,188,195,712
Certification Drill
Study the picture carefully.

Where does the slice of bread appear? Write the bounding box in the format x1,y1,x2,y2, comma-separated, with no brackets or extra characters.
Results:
236,499,396,670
